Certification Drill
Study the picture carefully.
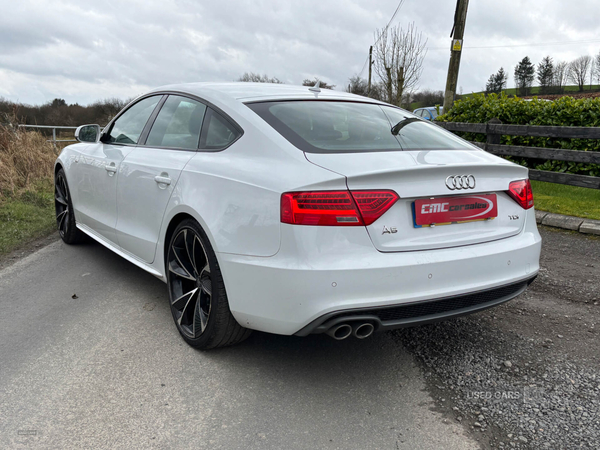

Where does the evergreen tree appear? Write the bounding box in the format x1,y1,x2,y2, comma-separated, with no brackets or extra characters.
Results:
485,67,508,94
537,56,554,94
514,57,535,96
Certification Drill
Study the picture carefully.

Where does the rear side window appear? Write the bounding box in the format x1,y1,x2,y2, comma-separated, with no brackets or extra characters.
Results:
199,108,241,150
382,107,467,150
146,95,207,150
106,96,161,145
247,101,471,153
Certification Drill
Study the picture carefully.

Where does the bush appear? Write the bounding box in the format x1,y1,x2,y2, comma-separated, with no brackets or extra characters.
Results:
436,93,600,176
0,118,57,196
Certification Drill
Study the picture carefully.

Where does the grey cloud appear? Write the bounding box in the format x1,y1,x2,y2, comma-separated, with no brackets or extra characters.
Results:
1,0,599,105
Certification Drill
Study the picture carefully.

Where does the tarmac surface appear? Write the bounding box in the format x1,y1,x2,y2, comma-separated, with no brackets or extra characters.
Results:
0,235,477,450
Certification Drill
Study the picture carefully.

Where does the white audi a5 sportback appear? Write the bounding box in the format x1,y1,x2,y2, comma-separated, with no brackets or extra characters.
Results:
55,83,541,349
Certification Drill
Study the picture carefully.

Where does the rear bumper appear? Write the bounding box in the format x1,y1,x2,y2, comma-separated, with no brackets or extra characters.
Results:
295,275,536,336
218,208,542,336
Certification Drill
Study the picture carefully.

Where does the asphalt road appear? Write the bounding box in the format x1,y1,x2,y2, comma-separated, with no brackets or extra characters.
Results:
0,236,478,450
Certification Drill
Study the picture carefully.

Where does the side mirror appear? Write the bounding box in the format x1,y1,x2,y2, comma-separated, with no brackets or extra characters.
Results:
75,124,101,143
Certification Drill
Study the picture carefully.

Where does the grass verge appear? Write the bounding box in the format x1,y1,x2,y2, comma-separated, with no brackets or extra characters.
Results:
0,180,55,255
531,180,600,220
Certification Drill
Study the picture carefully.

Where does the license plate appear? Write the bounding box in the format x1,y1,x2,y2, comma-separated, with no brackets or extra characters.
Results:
413,194,497,228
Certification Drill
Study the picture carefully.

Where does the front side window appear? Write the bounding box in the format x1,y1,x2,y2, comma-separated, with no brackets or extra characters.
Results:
106,96,161,145
248,101,472,153
146,95,207,150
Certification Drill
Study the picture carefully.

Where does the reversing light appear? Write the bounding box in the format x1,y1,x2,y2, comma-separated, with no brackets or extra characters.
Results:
281,190,399,226
507,179,534,210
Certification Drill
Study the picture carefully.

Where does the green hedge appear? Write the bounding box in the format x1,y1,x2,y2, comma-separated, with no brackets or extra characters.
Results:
436,93,600,176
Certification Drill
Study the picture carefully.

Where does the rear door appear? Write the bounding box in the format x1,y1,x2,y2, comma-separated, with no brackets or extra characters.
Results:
115,95,206,263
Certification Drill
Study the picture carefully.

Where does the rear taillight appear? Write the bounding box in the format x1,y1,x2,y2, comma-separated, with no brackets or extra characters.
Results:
281,190,399,226
507,179,534,210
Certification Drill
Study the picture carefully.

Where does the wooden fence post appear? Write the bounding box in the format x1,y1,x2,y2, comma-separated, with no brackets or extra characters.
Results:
486,118,502,151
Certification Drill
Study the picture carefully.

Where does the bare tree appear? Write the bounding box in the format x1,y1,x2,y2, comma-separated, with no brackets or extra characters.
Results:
373,22,427,107
594,51,600,84
568,56,592,92
552,61,568,94
237,72,283,83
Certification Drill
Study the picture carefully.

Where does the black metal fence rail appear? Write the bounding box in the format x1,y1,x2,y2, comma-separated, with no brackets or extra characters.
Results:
436,120,600,189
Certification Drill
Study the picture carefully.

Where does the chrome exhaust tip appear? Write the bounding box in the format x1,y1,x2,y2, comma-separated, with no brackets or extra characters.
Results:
352,322,375,339
326,323,353,340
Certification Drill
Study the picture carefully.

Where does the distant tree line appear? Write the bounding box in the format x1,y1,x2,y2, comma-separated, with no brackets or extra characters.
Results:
0,97,131,127
486,51,600,96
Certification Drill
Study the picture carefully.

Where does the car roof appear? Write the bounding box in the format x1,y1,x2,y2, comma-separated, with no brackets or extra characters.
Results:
147,82,387,105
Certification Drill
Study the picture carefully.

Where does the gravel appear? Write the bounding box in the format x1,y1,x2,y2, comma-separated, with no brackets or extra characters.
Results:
394,316,600,449
393,227,600,450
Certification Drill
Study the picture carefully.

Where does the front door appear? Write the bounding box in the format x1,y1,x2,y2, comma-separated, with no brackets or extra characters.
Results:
72,95,163,245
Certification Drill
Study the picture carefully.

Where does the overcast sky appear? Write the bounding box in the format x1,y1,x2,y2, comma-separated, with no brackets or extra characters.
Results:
1,0,599,105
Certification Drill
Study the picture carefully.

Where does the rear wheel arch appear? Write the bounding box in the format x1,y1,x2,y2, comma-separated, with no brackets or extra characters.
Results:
164,212,197,264
162,211,220,266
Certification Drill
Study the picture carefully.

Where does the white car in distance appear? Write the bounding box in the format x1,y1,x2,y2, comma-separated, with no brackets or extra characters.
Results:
55,83,541,349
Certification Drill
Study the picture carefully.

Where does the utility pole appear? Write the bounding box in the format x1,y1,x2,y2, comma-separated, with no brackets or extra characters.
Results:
443,0,469,112
367,46,373,95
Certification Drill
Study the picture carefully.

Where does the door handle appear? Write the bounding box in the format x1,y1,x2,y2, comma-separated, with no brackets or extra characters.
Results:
154,175,172,186
105,163,117,175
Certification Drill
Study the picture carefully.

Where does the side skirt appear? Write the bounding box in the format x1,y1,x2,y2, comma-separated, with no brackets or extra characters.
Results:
76,223,166,282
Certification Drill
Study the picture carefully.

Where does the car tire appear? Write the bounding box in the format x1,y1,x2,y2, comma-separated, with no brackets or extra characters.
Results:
55,168,87,245
166,219,252,349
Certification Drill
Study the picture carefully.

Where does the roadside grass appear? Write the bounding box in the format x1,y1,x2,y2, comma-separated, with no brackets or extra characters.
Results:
531,180,600,220
0,121,58,256
0,180,55,255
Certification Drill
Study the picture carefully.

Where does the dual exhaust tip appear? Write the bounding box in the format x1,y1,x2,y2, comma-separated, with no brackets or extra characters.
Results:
326,322,375,340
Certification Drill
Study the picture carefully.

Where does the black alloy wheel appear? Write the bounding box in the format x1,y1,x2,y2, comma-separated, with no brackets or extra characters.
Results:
55,168,85,244
166,219,251,349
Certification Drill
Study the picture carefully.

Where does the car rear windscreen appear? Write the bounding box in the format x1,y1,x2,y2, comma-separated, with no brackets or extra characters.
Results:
247,101,471,153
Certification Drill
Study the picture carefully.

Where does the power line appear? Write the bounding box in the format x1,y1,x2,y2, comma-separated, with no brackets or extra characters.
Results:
429,38,600,51
358,55,370,78
358,0,406,78
373,0,406,46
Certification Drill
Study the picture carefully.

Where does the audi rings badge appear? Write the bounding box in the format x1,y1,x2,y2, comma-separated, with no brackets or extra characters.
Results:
445,175,476,190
